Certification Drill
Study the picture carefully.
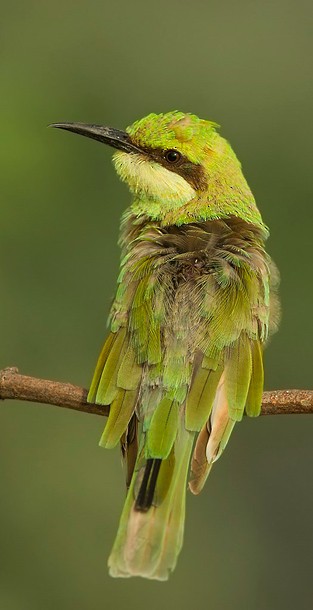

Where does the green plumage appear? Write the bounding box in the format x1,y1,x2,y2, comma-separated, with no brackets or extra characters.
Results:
147,398,179,458
53,111,279,580
185,361,222,431
89,214,278,579
245,340,264,417
225,335,252,421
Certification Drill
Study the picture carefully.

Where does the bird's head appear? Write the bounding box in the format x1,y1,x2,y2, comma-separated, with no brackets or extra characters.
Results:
51,111,265,228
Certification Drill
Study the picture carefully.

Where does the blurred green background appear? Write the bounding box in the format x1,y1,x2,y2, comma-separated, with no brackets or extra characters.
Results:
1,1,313,608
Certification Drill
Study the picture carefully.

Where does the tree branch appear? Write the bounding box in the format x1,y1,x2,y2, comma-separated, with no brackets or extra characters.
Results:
0,367,313,417
0,367,109,417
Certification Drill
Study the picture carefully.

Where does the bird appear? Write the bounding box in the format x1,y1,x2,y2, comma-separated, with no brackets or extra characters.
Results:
51,111,279,580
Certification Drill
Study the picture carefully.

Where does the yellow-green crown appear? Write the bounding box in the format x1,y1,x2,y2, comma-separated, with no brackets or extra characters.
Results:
126,111,220,164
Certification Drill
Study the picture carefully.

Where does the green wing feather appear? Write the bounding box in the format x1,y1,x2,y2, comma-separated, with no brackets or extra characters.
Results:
87,331,115,403
89,328,126,405
225,334,252,421
245,340,264,416
88,328,141,449
146,398,179,459
185,358,222,431
100,389,138,449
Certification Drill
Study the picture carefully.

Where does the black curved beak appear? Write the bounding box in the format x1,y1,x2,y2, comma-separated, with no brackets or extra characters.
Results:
49,122,141,154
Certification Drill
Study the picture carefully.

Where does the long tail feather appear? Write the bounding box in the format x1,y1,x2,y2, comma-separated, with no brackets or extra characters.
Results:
108,426,194,580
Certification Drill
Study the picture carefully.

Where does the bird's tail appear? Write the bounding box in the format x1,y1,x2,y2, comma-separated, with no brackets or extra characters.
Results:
108,425,194,581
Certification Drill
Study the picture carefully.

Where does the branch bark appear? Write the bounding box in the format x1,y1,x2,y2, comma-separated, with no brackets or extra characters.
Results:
0,367,313,416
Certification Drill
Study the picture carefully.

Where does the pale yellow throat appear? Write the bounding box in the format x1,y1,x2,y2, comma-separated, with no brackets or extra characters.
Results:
113,152,196,213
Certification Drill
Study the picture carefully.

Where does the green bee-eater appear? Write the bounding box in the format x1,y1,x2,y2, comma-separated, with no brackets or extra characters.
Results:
52,111,279,580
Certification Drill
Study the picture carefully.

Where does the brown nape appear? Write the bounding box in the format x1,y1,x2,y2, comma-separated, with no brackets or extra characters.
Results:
135,459,162,512
128,140,208,191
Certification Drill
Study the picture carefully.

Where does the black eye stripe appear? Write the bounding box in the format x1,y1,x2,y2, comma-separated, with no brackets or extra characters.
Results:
134,143,207,190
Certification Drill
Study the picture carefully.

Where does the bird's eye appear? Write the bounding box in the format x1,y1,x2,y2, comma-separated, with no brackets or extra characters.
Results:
164,149,181,164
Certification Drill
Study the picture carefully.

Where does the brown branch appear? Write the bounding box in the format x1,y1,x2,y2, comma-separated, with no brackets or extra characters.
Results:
0,367,109,417
0,367,313,416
